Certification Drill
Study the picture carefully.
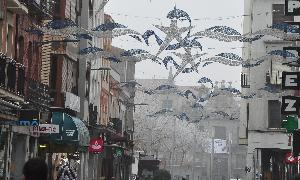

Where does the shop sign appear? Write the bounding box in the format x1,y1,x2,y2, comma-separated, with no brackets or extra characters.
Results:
31,124,59,134
281,96,300,115
19,110,40,126
214,139,228,154
88,138,104,153
114,148,123,157
282,71,300,90
285,0,300,16
285,152,298,163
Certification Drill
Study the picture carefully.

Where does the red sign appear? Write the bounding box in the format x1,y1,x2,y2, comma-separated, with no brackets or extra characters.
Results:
285,152,298,164
88,138,104,153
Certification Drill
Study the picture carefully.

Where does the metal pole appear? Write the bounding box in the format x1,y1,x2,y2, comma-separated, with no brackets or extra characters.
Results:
170,117,176,180
192,125,196,180
228,132,232,180
210,127,214,180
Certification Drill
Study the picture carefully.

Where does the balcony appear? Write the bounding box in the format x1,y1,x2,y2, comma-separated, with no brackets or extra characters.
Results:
21,0,53,19
52,40,79,61
7,0,28,14
108,118,123,135
26,78,51,109
0,53,25,102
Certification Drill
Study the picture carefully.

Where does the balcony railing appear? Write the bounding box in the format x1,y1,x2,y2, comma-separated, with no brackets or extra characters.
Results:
108,118,123,134
20,0,53,18
0,53,25,96
26,78,51,108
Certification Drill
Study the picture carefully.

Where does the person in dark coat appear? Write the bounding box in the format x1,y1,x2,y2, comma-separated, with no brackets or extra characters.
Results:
22,157,48,180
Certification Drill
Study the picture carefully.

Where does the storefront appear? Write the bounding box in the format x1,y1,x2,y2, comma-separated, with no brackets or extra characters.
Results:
38,111,90,180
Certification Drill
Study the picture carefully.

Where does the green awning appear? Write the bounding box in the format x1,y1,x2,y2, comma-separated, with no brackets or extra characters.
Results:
50,112,90,147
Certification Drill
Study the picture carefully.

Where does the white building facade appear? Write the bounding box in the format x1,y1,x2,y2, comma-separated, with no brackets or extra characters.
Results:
241,0,298,179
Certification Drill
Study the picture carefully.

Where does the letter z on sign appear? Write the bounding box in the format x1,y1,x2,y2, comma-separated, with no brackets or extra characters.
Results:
282,96,300,115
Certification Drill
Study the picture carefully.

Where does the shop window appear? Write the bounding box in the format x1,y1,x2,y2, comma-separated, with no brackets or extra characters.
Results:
268,100,282,128
214,126,226,139
272,4,294,25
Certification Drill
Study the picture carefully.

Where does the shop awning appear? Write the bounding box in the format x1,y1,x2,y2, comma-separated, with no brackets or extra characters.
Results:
50,112,90,147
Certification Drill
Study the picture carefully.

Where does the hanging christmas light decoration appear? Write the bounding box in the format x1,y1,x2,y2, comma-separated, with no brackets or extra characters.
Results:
193,26,242,42
202,62,214,67
120,49,149,57
268,50,296,57
147,109,174,117
142,30,163,46
155,84,176,91
120,80,142,88
202,53,243,66
191,103,204,109
73,33,93,40
106,56,122,63
182,61,201,73
39,19,85,36
173,48,206,78
242,59,265,68
154,20,193,57
91,22,127,31
24,27,44,36
198,77,214,87
129,34,143,42
271,23,300,33
177,90,197,99
175,112,190,121
167,6,192,23
79,46,103,55
165,36,202,50
162,56,181,70
220,87,241,95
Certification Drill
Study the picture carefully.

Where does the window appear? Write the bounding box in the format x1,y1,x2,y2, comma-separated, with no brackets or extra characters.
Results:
162,99,173,110
214,126,226,139
27,42,33,77
17,36,24,64
272,4,294,25
7,25,13,57
50,55,58,90
268,100,282,128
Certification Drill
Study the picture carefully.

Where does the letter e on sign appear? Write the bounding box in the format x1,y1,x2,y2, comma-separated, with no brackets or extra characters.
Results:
282,72,300,90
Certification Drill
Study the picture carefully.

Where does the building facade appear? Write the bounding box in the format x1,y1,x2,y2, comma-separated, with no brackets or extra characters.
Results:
0,0,136,180
134,71,246,180
241,0,297,179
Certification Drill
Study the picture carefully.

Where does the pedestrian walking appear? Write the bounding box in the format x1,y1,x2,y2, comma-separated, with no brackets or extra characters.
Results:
22,157,48,180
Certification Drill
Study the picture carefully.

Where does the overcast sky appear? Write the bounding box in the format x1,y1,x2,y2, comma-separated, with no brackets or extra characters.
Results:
105,0,244,87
